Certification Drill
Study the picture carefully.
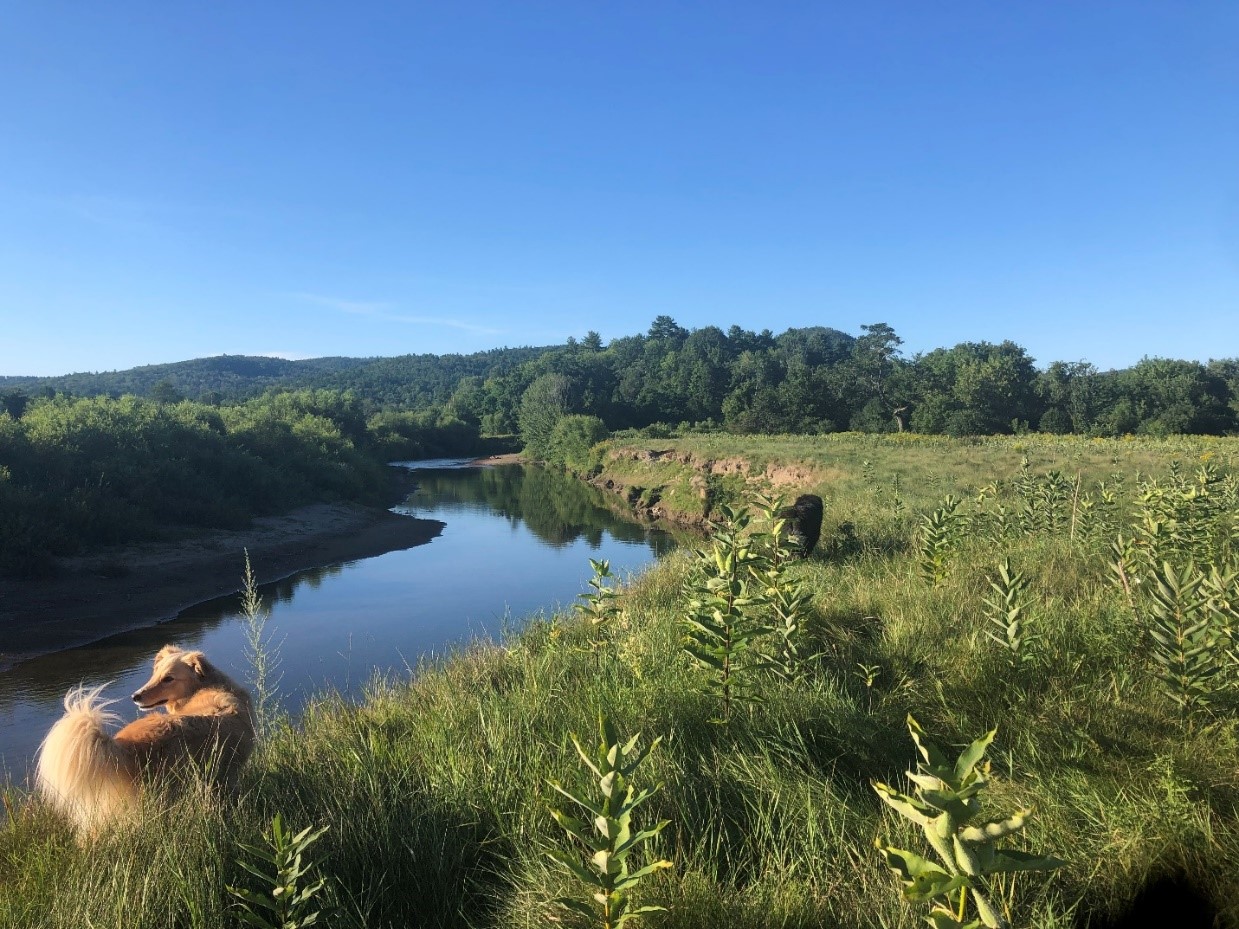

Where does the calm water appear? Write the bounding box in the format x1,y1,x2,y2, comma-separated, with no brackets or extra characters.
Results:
0,462,674,783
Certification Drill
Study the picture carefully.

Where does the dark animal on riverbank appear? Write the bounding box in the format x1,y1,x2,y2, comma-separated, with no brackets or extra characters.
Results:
36,645,256,833
778,494,823,558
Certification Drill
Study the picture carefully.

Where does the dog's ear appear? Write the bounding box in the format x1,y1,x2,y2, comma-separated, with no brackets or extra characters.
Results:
182,651,215,679
155,644,183,664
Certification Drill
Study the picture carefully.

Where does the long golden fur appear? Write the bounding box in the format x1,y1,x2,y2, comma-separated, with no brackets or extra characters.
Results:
36,644,256,832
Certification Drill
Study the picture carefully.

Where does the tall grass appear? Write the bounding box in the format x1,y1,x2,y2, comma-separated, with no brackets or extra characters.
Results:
2,434,1236,927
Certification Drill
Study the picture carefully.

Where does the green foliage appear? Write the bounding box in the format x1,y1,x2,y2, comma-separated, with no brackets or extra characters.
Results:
519,373,574,459
549,414,611,471
1126,461,1234,570
0,391,413,573
227,813,331,929
547,716,672,929
751,493,817,682
873,717,1064,929
909,341,1040,436
1112,357,1235,437
681,504,769,722
1017,469,1073,535
983,559,1036,671
6,323,1239,445
1105,461,1238,718
679,493,821,710
0,385,513,574
919,496,965,586
1140,560,1232,718
1074,479,1120,545
366,407,483,459
0,348,549,408
576,558,622,628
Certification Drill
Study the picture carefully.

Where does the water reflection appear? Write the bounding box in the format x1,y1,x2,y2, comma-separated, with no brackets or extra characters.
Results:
395,464,675,554
0,464,672,783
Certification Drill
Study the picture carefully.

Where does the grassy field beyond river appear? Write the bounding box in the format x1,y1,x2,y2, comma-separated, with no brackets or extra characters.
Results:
2,433,1237,928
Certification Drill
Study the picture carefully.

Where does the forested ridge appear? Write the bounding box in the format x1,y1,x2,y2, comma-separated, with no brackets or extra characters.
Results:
0,345,548,410
3,318,1236,439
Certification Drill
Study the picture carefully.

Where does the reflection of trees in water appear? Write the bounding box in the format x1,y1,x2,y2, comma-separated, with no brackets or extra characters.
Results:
3,466,675,771
182,564,346,620
0,563,348,715
406,465,675,555
263,564,343,605
5,468,667,716
0,621,216,712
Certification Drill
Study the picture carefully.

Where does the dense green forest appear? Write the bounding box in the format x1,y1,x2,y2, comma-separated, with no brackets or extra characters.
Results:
2,319,1236,575
3,319,1236,440
0,390,501,576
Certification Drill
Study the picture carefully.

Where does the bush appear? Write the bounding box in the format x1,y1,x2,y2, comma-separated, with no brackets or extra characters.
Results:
547,415,609,471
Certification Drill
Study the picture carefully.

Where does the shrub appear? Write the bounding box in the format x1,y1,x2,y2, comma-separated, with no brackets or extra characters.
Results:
548,414,610,471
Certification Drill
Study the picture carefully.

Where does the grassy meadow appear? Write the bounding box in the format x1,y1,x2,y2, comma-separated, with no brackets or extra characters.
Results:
2,433,1237,928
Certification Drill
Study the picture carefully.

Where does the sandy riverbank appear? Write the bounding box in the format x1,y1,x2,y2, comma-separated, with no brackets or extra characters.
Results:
468,452,524,466
0,503,445,671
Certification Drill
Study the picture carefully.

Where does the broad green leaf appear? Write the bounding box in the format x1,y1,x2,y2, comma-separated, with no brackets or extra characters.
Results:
908,716,951,772
907,771,949,792
226,887,278,912
549,781,603,818
613,859,674,889
570,736,603,779
954,729,997,781
873,782,934,825
600,770,618,798
952,835,982,876
970,888,1010,929
875,841,950,882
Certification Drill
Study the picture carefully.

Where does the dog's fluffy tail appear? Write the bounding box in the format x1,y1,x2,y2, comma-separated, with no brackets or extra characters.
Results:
37,685,138,832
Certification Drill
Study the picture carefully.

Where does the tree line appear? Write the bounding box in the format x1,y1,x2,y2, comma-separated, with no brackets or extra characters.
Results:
2,319,1234,573
5,319,1235,443
0,390,503,576
491,319,1237,453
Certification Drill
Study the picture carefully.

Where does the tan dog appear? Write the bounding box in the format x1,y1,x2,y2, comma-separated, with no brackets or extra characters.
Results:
37,645,257,832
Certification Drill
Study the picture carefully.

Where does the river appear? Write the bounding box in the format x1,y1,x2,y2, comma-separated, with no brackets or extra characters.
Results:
0,461,674,783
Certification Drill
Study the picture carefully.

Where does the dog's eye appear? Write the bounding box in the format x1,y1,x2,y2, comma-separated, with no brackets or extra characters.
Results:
161,675,173,684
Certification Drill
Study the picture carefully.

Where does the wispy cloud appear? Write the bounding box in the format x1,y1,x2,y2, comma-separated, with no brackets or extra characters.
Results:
289,292,395,316
289,292,503,334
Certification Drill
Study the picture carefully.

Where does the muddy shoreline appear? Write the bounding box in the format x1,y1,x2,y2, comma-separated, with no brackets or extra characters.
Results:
0,502,446,672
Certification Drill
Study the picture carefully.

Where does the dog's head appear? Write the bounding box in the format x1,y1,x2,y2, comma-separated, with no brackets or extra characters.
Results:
132,645,217,711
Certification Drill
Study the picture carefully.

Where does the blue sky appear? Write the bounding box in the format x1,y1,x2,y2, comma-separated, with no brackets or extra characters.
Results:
2,2,1236,377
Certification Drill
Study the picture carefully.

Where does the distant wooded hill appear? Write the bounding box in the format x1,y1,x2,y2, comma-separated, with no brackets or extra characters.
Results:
0,346,550,408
